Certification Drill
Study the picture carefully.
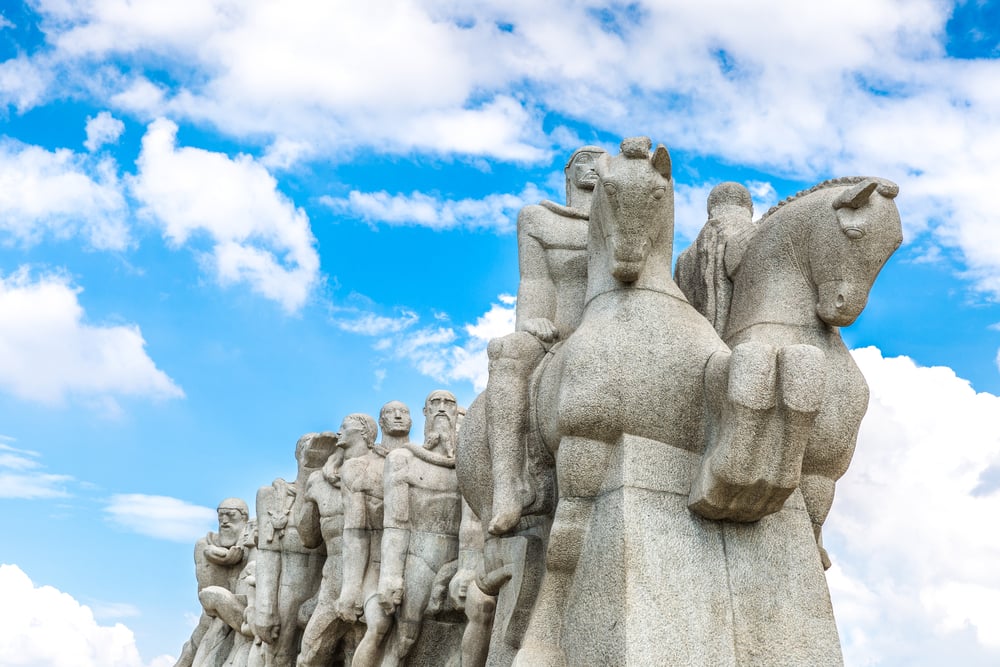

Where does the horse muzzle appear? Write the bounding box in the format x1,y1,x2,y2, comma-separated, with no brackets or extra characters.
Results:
815,281,866,326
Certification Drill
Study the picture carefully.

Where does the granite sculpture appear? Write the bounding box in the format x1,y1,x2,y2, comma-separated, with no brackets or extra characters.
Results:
177,138,901,666
377,390,465,666
254,433,337,667
296,414,378,667
176,498,251,667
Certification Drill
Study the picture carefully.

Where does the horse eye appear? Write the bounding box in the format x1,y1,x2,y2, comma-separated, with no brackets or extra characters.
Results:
844,227,864,240
652,187,665,200
604,182,618,196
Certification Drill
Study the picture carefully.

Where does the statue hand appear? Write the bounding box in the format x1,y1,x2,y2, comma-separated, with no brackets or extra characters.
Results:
448,568,476,611
521,318,559,343
252,609,280,643
334,595,363,622
378,578,403,614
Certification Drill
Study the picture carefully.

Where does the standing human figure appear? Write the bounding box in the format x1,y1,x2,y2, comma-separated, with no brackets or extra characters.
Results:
296,414,378,667
253,433,337,667
377,390,464,666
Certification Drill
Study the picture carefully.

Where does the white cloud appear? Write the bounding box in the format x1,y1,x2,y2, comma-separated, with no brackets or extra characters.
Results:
825,347,1000,664
0,268,183,408
336,309,419,336
0,564,173,667
0,139,129,250
0,443,72,499
0,55,51,111
105,493,216,542
321,184,548,233
84,111,125,151
130,118,320,313
366,295,516,393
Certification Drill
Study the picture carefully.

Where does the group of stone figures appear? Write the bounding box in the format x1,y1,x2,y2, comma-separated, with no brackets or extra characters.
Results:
178,137,904,666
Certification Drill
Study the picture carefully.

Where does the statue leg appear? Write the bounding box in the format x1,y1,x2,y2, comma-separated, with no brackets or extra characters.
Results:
175,613,211,667
514,436,614,667
461,581,497,667
296,601,348,667
382,553,437,666
486,332,546,535
776,344,824,490
353,593,393,667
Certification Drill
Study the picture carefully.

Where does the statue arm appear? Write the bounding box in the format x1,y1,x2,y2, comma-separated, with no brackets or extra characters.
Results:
379,451,411,613
515,207,559,341
252,486,280,643
450,499,486,610
337,466,369,619
295,472,323,550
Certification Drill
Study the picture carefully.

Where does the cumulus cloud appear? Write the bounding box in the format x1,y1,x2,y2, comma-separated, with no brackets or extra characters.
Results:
364,295,516,393
84,111,125,151
0,139,129,250
0,443,73,499
130,118,320,313
105,493,216,542
826,347,1000,665
0,564,173,667
321,183,548,233
0,268,183,409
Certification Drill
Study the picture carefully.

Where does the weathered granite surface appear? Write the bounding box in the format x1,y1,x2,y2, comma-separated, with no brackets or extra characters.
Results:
176,138,901,666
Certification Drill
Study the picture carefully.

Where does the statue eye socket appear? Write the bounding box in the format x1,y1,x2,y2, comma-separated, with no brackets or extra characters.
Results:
604,182,618,196
652,187,666,200
843,227,865,240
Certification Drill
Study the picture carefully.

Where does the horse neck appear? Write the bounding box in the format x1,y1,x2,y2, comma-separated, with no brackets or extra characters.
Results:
723,207,825,340
584,214,682,305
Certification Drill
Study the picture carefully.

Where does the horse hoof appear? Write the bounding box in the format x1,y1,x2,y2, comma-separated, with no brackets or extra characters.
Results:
512,643,567,667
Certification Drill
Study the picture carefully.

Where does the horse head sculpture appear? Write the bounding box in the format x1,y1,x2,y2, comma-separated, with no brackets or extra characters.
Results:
809,178,903,326
587,137,674,300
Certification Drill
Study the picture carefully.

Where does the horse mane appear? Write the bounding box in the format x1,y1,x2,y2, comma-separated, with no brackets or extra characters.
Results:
757,176,899,225
724,176,899,278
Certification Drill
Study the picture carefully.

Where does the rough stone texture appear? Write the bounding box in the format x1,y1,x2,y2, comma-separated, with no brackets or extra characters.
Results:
561,435,840,666
175,139,901,666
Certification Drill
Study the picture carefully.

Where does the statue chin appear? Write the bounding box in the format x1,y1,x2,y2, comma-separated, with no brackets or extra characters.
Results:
612,260,643,283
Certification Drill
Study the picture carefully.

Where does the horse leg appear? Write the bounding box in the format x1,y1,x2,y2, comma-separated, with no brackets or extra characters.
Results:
486,332,546,535
513,436,614,667
800,473,836,570
776,344,825,488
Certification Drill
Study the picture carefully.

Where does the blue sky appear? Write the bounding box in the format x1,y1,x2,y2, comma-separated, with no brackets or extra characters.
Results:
0,1,999,664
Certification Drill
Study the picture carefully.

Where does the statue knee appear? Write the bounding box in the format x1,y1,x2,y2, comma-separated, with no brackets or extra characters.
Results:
488,332,545,366
394,621,421,654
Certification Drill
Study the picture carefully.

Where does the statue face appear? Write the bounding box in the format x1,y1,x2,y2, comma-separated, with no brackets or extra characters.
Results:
379,401,412,437
217,507,247,548
570,152,601,191
337,418,368,453
423,390,458,447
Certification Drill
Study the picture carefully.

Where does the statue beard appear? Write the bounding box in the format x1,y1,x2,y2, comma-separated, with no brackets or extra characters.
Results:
217,522,245,548
424,415,456,456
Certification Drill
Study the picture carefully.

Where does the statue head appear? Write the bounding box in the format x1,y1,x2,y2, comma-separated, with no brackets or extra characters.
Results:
565,145,607,208
337,412,378,456
707,182,753,221
295,431,340,472
216,497,249,548
423,389,458,455
379,400,412,439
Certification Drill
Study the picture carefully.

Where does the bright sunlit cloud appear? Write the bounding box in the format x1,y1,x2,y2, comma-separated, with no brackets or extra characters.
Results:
828,347,1000,665
0,564,174,667
0,268,183,408
105,493,216,543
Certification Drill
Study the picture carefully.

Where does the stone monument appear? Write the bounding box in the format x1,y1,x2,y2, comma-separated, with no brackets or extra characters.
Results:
176,137,901,666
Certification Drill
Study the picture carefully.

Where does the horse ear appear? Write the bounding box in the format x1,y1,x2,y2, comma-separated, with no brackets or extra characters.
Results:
651,144,672,179
832,179,878,210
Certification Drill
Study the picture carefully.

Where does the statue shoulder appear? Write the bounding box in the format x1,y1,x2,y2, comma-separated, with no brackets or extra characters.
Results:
340,456,369,488
385,446,415,474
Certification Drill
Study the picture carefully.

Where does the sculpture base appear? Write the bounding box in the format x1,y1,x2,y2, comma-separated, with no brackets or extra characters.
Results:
560,434,842,666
